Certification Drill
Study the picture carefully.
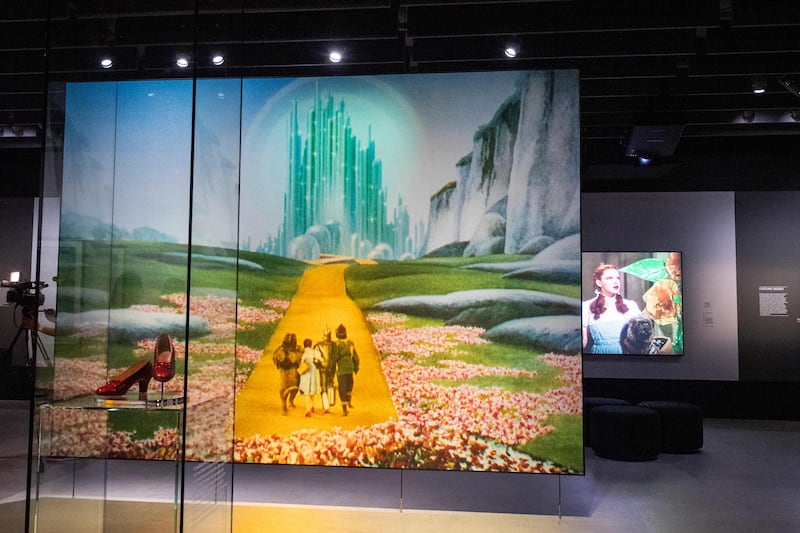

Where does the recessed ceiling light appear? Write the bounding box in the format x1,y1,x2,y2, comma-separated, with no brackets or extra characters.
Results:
329,51,342,63
176,56,190,68
211,54,225,66
100,57,113,69
751,76,766,94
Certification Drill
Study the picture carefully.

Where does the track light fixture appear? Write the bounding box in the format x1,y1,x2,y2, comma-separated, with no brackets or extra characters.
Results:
791,110,800,123
99,57,113,69
3,115,27,137
751,76,767,94
776,75,800,97
742,110,756,123
504,44,519,58
211,54,225,66
328,50,342,63
176,55,190,68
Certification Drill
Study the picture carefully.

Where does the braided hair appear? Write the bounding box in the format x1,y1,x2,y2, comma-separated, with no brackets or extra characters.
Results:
589,264,630,320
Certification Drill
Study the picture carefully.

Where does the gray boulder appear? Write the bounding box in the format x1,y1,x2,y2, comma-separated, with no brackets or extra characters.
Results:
422,241,469,258
444,299,549,329
503,259,581,283
463,212,506,257
517,235,554,255
483,315,581,354
462,259,529,274
531,233,580,262
56,309,211,342
463,233,580,274
463,236,505,258
373,289,580,329
165,252,264,271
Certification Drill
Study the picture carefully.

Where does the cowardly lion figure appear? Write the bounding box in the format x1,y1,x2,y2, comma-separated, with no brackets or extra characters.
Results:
273,333,301,414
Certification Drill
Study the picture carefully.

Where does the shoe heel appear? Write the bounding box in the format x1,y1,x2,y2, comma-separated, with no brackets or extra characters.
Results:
138,375,151,401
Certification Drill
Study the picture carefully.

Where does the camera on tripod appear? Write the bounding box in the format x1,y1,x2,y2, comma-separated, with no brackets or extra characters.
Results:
2,274,52,367
2,279,47,309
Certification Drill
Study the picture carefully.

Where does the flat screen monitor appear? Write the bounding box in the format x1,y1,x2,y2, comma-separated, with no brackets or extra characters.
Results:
581,251,683,356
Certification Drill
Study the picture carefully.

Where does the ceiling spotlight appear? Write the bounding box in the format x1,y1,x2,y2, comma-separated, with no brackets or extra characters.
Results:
504,45,519,58
328,51,342,63
751,76,767,94
742,110,756,123
791,110,800,123
100,57,113,69
176,56,190,68
211,54,225,66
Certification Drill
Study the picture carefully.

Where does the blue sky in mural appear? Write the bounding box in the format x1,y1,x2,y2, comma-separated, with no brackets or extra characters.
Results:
63,72,524,248
113,81,193,242
63,79,193,243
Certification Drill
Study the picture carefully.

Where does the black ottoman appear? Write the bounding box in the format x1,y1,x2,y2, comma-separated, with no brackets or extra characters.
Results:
583,397,631,446
638,401,703,453
591,405,660,461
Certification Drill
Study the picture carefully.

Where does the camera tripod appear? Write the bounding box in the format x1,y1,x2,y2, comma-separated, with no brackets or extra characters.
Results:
3,305,52,367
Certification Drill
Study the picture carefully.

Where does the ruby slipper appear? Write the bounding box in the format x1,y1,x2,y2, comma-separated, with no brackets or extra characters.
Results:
95,360,152,401
153,333,176,383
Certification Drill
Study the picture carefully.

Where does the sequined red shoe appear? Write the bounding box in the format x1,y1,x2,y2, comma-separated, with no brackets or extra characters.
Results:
153,333,176,383
95,360,152,400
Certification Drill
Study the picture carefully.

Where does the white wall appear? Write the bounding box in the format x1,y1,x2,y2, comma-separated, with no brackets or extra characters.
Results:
582,191,739,381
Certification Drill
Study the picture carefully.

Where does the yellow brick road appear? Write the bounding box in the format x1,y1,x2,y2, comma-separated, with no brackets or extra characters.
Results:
234,262,398,440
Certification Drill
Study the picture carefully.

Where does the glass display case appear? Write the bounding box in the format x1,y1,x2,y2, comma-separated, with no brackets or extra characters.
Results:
33,394,184,533
26,5,581,531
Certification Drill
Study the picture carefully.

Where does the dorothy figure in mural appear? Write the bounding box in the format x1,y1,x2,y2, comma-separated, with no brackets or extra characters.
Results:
582,264,642,353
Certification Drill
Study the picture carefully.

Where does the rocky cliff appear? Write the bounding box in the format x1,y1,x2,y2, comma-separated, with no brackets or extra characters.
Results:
424,180,460,252
423,70,580,257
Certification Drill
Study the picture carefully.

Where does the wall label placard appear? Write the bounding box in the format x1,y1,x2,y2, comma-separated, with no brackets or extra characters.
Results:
703,301,714,327
758,285,788,317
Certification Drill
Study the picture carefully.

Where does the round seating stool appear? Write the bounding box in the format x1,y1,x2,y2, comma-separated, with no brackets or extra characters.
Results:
590,405,660,461
638,401,703,453
583,397,631,446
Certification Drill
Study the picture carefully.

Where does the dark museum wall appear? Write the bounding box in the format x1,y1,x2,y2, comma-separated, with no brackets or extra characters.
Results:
582,190,800,420
582,191,739,381
580,135,800,419
735,191,800,383
0,198,35,366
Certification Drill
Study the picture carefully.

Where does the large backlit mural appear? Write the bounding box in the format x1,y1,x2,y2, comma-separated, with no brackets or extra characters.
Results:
46,70,582,474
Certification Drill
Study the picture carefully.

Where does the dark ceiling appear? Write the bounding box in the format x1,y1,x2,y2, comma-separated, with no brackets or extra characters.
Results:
2,0,799,194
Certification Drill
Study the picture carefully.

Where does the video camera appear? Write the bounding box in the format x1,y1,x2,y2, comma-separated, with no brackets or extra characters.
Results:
1,280,47,308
